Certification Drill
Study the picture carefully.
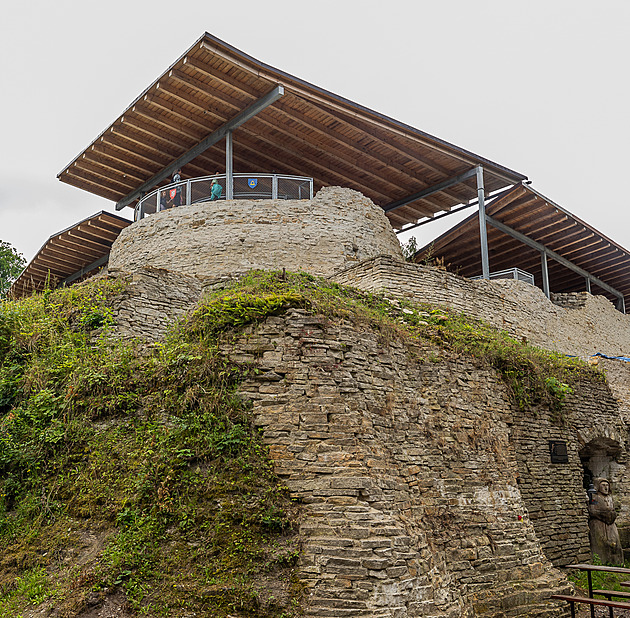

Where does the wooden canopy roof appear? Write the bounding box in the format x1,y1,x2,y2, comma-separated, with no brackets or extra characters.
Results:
414,184,630,306
57,32,527,229
10,211,130,299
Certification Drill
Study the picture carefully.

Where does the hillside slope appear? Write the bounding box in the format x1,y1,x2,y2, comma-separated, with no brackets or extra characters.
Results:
0,271,605,616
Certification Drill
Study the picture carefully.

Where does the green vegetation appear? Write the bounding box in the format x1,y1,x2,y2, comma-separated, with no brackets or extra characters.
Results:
400,236,418,262
0,276,301,617
0,241,26,298
0,269,603,616
398,303,596,414
568,555,630,595
173,269,599,415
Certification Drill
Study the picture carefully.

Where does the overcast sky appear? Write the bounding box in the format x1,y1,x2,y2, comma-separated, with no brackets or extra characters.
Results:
1,0,628,262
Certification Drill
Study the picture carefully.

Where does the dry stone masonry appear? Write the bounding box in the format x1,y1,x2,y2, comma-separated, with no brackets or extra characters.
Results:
105,267,230,341
332,255,630,359
99,187,630,616
511,380,625,567
224,310,578,616
108,187,403,279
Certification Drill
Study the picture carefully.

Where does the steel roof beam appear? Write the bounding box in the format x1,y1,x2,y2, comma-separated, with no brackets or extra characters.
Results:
116,85,284,210
61,255,110,286
486,214,624,304
384,167,479,213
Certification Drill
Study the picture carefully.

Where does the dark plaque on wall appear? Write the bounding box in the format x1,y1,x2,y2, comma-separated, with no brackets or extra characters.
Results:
549,440,569,463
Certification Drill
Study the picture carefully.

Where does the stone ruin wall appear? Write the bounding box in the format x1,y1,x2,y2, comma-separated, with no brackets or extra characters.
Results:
108,187,403,280
105,268,205,341
102,257,630,562
512,381,625,567
332,255,630,359
331,256,630,429
95,187,630,613
102,265,630,557
105,267,230,341
333,254,630,540
216,308,628,616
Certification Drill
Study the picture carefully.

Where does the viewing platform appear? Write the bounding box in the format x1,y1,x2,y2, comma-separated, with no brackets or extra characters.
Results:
135,173,313,220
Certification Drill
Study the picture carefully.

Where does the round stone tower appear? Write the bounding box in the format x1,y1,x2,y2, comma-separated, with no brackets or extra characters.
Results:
108,186,404,278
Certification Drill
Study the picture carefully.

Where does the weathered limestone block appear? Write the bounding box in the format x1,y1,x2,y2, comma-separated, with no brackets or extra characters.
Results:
551,291,589,309
108,187,403,279
228,310,577,617
333,255,630,358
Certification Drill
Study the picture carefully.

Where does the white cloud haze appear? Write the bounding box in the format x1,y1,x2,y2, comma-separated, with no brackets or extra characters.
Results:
1,0,628,263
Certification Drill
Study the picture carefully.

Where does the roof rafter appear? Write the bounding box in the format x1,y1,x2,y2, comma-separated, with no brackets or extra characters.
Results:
116,85,285,210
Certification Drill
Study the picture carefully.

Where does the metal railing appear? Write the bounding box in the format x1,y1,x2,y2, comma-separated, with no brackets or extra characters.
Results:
135,173,314,220
471,267,535,286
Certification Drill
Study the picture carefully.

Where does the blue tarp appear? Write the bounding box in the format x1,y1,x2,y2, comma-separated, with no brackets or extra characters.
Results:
592,352,630,363
565,353,630,362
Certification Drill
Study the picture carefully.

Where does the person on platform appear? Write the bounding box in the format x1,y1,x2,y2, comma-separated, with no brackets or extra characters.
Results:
210,175,223,201
588,477,624,564
172,168,182,206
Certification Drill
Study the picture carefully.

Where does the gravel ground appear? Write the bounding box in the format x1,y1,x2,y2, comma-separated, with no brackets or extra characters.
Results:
576,608,630,617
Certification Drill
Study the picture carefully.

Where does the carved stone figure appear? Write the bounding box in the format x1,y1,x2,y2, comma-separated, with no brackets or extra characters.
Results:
588,478,624,565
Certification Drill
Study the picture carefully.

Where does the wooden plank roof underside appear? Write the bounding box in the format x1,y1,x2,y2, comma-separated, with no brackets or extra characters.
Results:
10,212,131,299
57,32,527,229
414,184,630,305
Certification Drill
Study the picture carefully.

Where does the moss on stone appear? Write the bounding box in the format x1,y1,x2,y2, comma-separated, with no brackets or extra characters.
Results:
0,270,603,616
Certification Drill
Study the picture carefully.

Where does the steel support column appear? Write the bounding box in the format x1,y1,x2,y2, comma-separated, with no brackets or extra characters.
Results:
541,250,550,298
585,278,591,294
226,130,233,200
477,166,490,280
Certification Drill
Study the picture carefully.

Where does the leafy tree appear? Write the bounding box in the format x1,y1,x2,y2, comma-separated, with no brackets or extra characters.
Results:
400,236,419,262
0,240,26,297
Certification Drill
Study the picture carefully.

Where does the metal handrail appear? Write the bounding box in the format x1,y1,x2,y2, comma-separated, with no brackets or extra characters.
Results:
135,173,314,220
471,267,535,286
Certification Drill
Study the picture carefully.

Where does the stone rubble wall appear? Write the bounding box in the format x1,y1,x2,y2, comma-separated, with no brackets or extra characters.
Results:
102,257,630,556
105,268,209,341
333,255,630,542
101,262,624,612
108,187,403,280
511,380,625,567
551,292,589,310
601,359,630,424
222,309,585,617
332,255,630,359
